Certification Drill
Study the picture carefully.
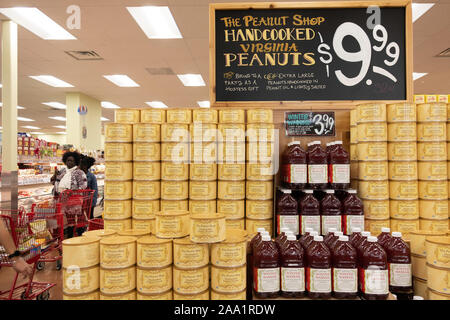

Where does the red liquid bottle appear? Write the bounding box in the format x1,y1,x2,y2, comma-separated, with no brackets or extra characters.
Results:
329,231,344,251
356,231,371,293
303,231,319,250
386,232,413,296
275,227,289,248
360,237,389,300
323,227,337,246
253,234,280,299
300,190,321,235
328,141,350,190
349,227,363,247
307,142,328,190
281,235,306,298
276,189,300,236
281,141,307,190
342,190,364,235
306,235,332,299
377,227,393,250
320,190,342,235
332,235,358,299
247,228,267,299
299,228,313,249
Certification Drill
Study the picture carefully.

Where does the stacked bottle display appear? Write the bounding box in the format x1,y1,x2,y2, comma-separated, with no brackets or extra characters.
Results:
356,104,390,235
387,103,420,235
245,109,275,235
416,103,449,232
250,227,413,300
217,110,246,230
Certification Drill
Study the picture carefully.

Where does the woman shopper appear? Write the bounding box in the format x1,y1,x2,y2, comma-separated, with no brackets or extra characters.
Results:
79,156,98,219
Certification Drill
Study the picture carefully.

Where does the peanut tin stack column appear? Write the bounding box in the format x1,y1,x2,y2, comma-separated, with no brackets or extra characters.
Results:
217,110,246,230
245,109,275,236
350,109,359,190
103,109,139,231
387,104,420,235
417,102,449,232
131,109,165,234
189,109,218,216
99,236,137,300
356,104,390,235
425,235,450,300
160,109,191,212
448,101,450,229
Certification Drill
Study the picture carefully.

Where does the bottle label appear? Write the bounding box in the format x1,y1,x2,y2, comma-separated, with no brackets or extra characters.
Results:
281,267,305,292
362,269,389,294
277,215,299,235
286,164,307,184
321,216,342,235
333,268,357,293
343,215,365,235
389,263,412,287
306,268,331,293
253,267,280,293
301,215,321,234
330,164,350,184
308,164,328,184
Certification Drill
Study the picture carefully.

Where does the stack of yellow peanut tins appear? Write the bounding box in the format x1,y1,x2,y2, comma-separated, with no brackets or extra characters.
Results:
349,109,359,190
416,96,449,232
387,103,419,235
217,110,247,230
160,109,191,212
356,104,390,234
245,109,275,235
189,109,218,215
103,109,139,231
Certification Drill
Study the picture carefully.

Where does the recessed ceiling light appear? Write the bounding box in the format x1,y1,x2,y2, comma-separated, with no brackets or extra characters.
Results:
127,6,182,39
56,132,67,135
101,117,110,121
177,74,205,87
22,125,41,129
197,101,210,108
412,3,435,23
145,101,168,109
53,125,66,129
101,101,121,109
30,131,45,135
30,75,74,87
413,72,428,80
103,75,139,87
49,116,66,121
42,102,66,109
0,102,25,109
0,8,76,40
17,117,34,122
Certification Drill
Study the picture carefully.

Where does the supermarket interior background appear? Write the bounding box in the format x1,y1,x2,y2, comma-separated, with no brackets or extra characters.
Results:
0,0,449,302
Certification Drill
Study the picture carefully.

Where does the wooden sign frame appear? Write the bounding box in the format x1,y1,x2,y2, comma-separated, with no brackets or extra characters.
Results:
209,0,413,109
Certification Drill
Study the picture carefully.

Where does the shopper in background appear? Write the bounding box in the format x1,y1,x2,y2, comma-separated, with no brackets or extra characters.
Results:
79,155,98,219
0,220,33,278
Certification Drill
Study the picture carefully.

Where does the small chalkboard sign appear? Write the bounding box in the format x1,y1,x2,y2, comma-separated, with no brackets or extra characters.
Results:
285,111,335,136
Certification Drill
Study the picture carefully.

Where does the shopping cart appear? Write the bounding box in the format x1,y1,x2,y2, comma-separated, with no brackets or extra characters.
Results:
58,189,95,238
88,218,104,231
0,209,56,300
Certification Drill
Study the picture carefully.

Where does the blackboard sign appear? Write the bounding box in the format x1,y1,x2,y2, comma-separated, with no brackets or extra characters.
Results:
285,111,335,136
212,2,412,103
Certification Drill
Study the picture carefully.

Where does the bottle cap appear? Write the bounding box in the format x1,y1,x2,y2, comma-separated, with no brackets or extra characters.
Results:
314,140,321,145
334,231,343,237
347,189,357,194
305,227,313,233
325,189,335,194
314,235,323,242
283,189,292,194
361,231,371,237
392,232,402,238
257,228,266,233
285,231,294,236
287,235,297,241
367,236,378,242
352,227,361,233
261,231,270,236
381,227,391,233
288,141,301,146
335,141,343,144
262,235,271,241
304,190,314,194
280,228,289,233
339,236,349,241
310,231,319,236
327,228,337,234
326,142,331,147
413,296,424,300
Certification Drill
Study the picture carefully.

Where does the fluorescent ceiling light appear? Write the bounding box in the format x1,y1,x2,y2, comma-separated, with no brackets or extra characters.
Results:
197,101,210,108
30,132,45,135
412,3,435,23
103,75,139,87
56,132,67,135
101,101,121,109
413,72,428,81
145,101,168,109
101,117,110,121
53,125,66,129
22,125,40,129
177,74,205,87
127,6,182,39
0,84,2,88
30,75,74,87
17,117,34,122
42,102,66,109
49,116,66,121
0,102,25,109
0,8,76,40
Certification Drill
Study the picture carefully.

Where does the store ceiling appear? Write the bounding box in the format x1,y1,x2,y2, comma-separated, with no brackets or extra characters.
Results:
0,0,449,134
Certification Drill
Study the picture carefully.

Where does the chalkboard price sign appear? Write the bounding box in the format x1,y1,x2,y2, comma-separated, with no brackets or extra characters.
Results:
285,111,336,136
211,2,413,103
